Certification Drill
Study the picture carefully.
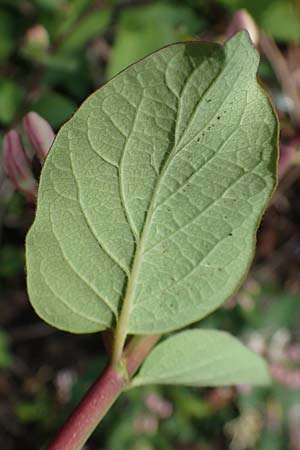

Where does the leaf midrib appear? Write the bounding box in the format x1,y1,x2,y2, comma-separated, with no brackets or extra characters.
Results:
114,43,244,342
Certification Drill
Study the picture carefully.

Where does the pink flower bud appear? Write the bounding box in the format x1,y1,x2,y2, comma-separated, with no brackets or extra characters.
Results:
3,129,38,201
24,24,49,51
226,9,259,47
23,111,55,163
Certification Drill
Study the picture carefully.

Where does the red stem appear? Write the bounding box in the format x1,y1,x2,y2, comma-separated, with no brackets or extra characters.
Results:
46,334,160,450
125,334,160,376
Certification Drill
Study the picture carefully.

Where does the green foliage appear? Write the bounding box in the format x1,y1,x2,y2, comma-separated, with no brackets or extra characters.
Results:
250,290,299,331
58,9,111,54
0,10,15,62
0,245,24,278
0,0,112,131
0,330,12,368
0,79,24,125
26,32,277,341
15,390,51,423
33,0,64,10
218,0,300,42
133,330,270,386
31,92,76,129
107,2,202,78
261,1,300,43
0,0,296,448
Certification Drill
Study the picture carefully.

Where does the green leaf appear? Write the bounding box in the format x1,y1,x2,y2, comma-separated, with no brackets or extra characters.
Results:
58,9,111,54
0,78,24,125
0,329,12,369
261,1,300,43
26,32,277,334
107,2,201,79
0,10,15,62
218,0,300,42
54,0,92,38
132,330,270,387
0,246,24,278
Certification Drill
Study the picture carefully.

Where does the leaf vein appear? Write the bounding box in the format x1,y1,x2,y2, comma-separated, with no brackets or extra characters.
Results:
41,262,108,326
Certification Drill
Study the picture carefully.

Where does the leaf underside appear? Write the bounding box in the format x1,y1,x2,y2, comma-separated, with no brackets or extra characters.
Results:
133,330,271,387
26,32,277,334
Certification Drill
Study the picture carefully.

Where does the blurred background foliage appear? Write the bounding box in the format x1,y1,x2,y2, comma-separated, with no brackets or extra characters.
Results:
1,1,300,449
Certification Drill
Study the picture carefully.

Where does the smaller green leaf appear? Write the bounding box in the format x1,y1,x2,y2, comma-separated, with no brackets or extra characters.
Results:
54,0,92,38
133,330,270,387
0,78,24,125
59,9,111,54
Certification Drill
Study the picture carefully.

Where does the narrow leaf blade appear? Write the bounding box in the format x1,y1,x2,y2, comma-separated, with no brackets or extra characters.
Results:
132,330,271,387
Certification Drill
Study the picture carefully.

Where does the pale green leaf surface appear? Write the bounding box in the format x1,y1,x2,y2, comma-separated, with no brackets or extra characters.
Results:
26,32,277,333
132,330,270,386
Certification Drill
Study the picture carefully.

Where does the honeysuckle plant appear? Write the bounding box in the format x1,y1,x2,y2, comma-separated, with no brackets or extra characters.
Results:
3,31,278,450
